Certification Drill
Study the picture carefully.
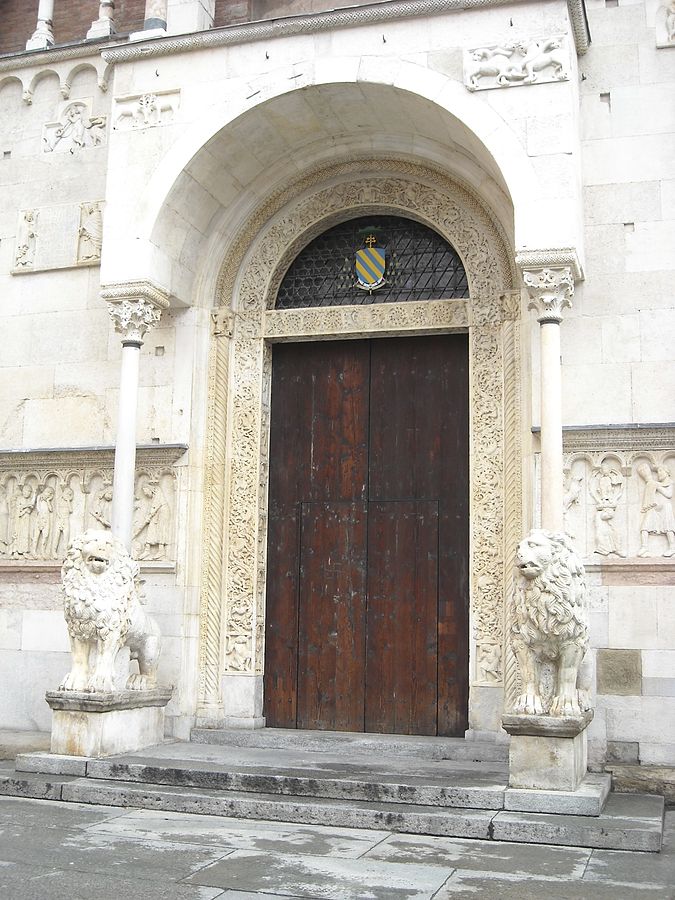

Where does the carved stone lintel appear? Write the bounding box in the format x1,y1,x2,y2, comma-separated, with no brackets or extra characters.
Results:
521,267,574,323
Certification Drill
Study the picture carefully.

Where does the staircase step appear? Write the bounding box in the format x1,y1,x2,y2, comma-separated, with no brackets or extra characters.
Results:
190,726,509,762
82,756,507,809
0,767,662,851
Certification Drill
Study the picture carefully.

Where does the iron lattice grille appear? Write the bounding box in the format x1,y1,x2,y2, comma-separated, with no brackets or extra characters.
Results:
275,215,469,309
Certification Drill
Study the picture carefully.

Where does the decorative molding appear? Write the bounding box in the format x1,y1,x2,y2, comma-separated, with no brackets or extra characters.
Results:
264,300,470,340
0,445,184,565
198,160,519,710
562,425,675,453
515,248,583,281
465,35,569,92
113,89,180,130
100,279,171,309
521,266,575,323
99,0,590,65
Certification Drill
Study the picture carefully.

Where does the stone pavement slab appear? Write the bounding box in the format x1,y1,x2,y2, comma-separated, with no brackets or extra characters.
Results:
184,849,453,898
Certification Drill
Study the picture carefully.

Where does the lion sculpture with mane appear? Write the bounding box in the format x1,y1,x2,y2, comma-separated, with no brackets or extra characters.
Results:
511,529,590,717
59,529,161,693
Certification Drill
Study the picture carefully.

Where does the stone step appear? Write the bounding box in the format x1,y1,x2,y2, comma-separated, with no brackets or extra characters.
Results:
190,726,509,762
0,765,663,851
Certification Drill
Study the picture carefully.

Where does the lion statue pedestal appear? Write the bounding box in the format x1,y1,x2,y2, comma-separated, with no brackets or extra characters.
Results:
46,530,172,757
502,529,594,793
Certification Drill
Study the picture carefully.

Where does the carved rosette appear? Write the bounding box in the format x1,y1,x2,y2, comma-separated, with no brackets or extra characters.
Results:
521,267,574,323
201,160,519,701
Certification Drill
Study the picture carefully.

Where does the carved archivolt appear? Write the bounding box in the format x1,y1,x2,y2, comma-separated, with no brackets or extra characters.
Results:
198,160,520,715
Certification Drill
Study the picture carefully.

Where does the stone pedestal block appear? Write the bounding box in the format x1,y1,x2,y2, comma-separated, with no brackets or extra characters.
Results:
46,688,172,757
502,711,593,792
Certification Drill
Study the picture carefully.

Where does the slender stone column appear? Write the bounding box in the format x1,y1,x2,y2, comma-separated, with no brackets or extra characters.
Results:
26,0,55,51
144,0,168,31
522,266,574,532
87,2,116,39
102,284,169,549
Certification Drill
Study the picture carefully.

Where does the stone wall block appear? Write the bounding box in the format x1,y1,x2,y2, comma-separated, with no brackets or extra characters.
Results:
596,648,642,695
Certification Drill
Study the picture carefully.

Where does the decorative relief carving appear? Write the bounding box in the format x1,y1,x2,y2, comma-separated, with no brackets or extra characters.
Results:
656,1,675,48
465,35,568,91
77,202,103,263
521,266,574,323
264,300,470,339
0,448,181,564
114,90,180,130
107,297,163,342
477,642,502,684
14,209,38,269
205,165,517,694
43,100,106,153
561,436,675,560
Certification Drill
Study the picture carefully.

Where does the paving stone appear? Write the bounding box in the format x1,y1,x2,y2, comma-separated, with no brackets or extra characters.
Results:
88,807,389,857
362,832,591,877
0,795,125,828
583,810,675,887
0,821,232,882
16,752,88,776
434,871,670,898
0,860,224,900
184,848,453,898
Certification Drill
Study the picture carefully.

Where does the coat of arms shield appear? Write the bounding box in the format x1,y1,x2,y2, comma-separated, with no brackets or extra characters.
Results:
355,236,386,291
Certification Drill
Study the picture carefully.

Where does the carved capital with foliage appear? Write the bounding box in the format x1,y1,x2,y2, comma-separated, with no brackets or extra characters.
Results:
101,280,170,343
521,266,574,324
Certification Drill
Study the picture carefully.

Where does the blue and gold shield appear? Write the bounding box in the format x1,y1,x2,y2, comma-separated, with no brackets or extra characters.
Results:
355,240,386,291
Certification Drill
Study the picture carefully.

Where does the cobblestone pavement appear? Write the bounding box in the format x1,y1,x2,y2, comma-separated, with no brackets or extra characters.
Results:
0,796,672,899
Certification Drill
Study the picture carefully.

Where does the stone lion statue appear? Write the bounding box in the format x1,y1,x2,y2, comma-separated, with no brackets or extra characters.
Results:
511,529,590,717
59,529,161,693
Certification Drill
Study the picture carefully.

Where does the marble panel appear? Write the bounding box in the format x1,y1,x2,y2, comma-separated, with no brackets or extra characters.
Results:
600,314,641,363
583,181,661,225
625,220,675,272
21,610,69,653
608,591,658,649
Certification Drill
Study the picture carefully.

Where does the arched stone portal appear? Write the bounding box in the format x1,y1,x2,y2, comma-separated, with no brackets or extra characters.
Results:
196,157,523,737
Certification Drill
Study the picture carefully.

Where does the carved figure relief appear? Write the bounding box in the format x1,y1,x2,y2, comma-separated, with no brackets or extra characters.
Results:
561,439,675,560
477,643,502,683
511,530,590,717
60,530,161,692
43,101,106,153
77,202,103,262
656,1,675,47
0,449,180,564
563,473,583,538
113,90,180,130
465,35,568,91
637,462,675,557
14,210,38,268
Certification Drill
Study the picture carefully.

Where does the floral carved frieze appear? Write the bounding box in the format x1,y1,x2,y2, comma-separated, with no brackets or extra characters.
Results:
114,90,180,130
0,447,184,565
465,35,569,91
42,100,106,153
263,300,470,340
560,428,675,561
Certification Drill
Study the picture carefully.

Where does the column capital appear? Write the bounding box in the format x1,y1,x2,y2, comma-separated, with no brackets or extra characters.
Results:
521,266,575,324
101,280,170,343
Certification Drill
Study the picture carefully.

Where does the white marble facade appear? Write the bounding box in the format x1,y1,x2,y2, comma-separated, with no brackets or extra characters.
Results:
0,0,673,764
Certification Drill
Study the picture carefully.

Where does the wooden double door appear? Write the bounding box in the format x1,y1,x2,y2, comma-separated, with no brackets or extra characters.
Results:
264,335,469,736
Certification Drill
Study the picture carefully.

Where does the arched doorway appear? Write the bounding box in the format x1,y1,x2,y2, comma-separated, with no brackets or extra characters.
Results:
264,215,470,736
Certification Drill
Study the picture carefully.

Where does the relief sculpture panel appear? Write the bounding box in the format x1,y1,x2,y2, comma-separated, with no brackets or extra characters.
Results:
0,448,182,564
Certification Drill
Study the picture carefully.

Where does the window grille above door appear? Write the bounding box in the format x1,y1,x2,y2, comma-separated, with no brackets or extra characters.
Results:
275,215,469,309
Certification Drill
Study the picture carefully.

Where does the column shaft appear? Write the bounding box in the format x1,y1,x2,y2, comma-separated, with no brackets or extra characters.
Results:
111,341,141,548
27,0,55,50
539,321,564,531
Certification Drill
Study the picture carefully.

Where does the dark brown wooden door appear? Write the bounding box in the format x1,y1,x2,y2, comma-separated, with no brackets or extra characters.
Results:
264,335,469,736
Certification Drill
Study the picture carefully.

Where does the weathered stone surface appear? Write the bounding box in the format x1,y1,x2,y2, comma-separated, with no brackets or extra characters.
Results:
504,774,611,816
597,649,643,695
15,751,87,776
607,764,675,806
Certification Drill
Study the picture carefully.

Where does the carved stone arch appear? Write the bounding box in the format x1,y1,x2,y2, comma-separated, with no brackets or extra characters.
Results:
197,159,522,729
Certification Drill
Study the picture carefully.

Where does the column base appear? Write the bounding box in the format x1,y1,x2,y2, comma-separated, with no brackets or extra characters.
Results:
46,687,172,757
26,34,53,51
87,18,116,39
502,710,593,791
129,27,167,41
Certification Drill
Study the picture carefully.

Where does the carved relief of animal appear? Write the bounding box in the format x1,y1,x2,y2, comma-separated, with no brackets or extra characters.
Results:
511,529,590,717
60,529,161,692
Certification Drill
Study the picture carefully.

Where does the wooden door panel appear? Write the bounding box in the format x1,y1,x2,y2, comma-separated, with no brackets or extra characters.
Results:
297,501,368,731
365,501,439,735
